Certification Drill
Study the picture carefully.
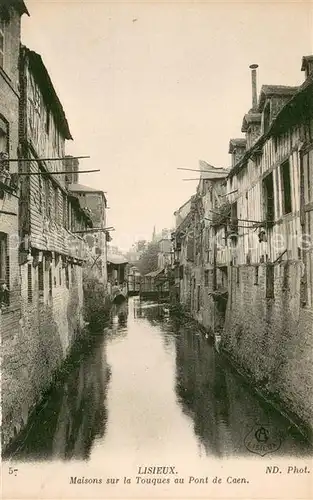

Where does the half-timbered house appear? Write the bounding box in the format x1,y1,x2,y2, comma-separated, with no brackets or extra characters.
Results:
222,59,313,436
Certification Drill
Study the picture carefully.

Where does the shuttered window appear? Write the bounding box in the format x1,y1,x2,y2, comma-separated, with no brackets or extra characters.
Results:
48,267,52,300
254,266,259,285
53,185,58,223
65,265,69,289
38,170,43,213
38,261,44,301
0,232,9,306
27,264,32,303
45,178,51,217
62,193,67,228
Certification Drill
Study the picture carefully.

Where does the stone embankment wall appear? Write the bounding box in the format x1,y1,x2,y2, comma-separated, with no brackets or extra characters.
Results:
1,258,84,450
221,262,313,440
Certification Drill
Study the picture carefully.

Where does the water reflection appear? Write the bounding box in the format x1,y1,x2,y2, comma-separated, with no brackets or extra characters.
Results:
4,298,312,463
4,334,110,462
110,301,129,339
136,300,174,354
175,324,312,457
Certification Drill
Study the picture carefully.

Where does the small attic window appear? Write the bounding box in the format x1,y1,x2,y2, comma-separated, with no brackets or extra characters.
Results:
263,102,271,134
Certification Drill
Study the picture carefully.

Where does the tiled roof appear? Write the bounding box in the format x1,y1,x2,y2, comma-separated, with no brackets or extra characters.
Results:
107,254,128,265
68,183,103,193
258,85,299,111
228,138,246,153
22,47,72,140
241,112,262,132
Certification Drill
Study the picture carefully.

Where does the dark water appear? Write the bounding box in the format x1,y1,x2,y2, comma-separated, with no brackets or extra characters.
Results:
4,298,312,462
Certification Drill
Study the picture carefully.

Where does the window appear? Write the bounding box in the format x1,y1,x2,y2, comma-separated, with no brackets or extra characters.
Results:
179,264,184,280
230,202,238,233
186,234,194,261
0,115,8,155
67,200,72,230
254,266,259,285
71,264,75,285
27,264,32,303
281,160,292,215
38,261,44,301
0,232,9,306
266,264,274,299
65,265,69,289
53,185,58,223
45,178,51,217
263,172,275,223
204,269,209,287
62,194,67,228
38,171,42,213
0,20,4,69
197,285,201,312
236,266,240,284
48,267,52,300
220,266,228,289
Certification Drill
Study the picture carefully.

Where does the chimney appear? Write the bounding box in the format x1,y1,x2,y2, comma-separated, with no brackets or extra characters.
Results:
249,64,259,111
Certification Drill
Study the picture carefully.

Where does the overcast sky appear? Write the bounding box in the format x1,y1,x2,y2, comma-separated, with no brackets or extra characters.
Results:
22,0,312,251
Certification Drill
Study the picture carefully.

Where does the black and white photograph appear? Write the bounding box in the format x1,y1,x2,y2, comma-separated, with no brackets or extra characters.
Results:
1,0,313,498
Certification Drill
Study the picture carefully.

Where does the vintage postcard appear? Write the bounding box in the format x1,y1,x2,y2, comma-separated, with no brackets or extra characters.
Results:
1,0,313,499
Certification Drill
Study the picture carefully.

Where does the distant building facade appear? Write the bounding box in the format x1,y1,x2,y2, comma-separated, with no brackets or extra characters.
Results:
67,172,108,286
107,252,128,287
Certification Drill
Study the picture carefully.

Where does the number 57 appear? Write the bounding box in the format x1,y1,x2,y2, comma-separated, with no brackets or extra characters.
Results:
8,467,18,476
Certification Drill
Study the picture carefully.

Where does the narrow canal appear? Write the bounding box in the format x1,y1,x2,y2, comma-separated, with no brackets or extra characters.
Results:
4,298,311,464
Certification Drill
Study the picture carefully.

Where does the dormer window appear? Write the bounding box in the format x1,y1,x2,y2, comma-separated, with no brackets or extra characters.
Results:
228,139,246,167
263,102,271,134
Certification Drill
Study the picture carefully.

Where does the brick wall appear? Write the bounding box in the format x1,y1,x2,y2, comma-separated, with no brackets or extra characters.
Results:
0,8,22,389
1,253,84,448
222,262,313,436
